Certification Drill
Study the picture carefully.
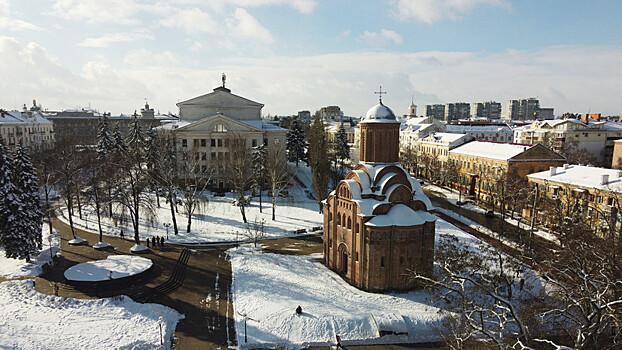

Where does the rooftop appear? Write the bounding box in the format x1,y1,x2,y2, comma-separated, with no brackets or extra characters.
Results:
0,111,52,125
450,141,532,160
528,164,622,192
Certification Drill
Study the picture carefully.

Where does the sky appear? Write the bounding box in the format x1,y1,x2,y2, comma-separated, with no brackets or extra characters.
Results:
1,0,621,117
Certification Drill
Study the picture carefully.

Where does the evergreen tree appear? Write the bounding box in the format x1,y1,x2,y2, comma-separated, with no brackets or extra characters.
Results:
286,119,307,167
308,115,330,211
112,123,127,155
96,116,114,160
126,117,145,151
13,147,43,261
334,123,350,163
251,144,267,213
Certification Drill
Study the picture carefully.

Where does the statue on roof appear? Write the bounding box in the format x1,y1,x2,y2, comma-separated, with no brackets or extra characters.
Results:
222,73,226,88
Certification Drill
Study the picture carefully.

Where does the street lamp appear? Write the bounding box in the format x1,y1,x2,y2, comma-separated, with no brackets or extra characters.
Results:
236,312,258,343
163,223,171,240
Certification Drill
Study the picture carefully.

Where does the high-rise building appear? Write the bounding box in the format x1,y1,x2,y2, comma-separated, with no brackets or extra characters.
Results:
444,102,471,121
471,101,502,119
425,104,445,121
503,98,540,121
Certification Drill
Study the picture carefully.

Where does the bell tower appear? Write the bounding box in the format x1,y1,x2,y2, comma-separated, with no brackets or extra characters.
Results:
359,86,401,164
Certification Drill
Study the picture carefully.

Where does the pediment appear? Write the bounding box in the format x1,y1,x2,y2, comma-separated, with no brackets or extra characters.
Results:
177,90,263,108
176,114,263,133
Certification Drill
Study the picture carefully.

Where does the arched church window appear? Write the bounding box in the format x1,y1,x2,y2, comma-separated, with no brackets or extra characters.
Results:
336,214,341,225
213,123,227,133
347,217,352,229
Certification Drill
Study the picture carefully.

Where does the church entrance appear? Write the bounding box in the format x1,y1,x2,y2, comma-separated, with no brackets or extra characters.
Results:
337,243,349,277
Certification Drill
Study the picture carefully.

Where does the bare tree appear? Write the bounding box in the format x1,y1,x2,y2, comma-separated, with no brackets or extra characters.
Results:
150,135,180,235
55,144,86,241
244,216,265,248
227,136,253,224
178,149,213,233
265,144,290,221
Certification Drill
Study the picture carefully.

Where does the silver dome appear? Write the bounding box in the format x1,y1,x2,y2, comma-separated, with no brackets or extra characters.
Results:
363,102,398,123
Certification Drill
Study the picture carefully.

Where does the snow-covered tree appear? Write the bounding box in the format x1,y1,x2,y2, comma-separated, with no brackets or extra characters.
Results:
112,123,127,155
286,119,306,167
126,117,145,151
0,144,23,259
150,136,179,235
96,116,115,160
12,147,43,261
227,136,253,223
265,145,289,221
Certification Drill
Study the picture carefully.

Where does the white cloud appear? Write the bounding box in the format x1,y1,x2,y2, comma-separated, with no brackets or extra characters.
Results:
0,0,42,31
227,8,274,44
78,32,153,48
360,29,403,45
160,7,217,34
52,0,144,24
1,36,621,118
393,0,510,24
227,0,316,14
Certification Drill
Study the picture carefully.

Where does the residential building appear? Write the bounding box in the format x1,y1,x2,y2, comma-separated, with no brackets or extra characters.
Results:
470,101,502,119
324,98,436,291
398,116,444,151
611,140,622,168
526,164,622,233
417,132,472,163
318,106,344,121
159,80,287,190
445,102,471,121
514,119,622,165
503,98,540,121
449,141,565,204
446,124,514,143
425,104,445,121
539,108,555,119
0,110,55,150
326,121,356,145
297,110,311,123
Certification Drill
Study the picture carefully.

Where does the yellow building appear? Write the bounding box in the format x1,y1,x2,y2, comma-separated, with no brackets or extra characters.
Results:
527,164,622,233
0,110,55,150
448,141,565,204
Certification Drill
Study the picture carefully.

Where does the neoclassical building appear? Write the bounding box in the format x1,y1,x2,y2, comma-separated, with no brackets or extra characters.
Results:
157,77,287,189
323,98,436,292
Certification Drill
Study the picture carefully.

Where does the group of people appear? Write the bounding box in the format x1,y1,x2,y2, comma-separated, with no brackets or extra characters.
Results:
145,236,165,248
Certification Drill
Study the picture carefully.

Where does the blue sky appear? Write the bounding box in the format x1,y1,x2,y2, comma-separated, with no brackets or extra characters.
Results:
1,0,621,116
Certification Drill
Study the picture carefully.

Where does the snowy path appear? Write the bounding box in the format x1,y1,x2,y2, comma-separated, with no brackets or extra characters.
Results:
0,280,183,349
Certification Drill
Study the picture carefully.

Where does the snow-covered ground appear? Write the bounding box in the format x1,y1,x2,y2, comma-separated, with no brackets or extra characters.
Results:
0,224,59,278
424,184,560,244
229,218,543,349
0,280,183,349
57,191,323,245
64,255,153,282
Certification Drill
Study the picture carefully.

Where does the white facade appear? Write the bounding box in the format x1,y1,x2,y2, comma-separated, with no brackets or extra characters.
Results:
0,110,55,150
446,124,514,143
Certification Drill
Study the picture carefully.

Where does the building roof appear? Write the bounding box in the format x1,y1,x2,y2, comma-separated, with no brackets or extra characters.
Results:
450,141,532,160
528,164,622,192
446,124,512,133
361,102,399,124
0,111,52,125
423,132,469,144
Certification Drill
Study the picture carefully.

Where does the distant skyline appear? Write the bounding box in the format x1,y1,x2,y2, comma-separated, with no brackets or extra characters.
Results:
1,0,621,116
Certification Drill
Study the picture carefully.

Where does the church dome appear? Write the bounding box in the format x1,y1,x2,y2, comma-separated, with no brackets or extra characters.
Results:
363,102,398,123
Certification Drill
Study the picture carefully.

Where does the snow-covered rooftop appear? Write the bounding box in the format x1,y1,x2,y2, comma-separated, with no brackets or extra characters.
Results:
450,141,532,160
0,111,52,125
446,125,512,133
527,164,622,192
365,204,436,227
421,132,469,144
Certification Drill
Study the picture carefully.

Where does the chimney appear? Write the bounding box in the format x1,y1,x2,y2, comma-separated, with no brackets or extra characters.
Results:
549,166,557,176
563,163,569,170
601,174,610,185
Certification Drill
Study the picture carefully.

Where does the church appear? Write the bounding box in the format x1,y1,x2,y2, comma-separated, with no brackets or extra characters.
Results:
323,92,436,292
158,75,287,189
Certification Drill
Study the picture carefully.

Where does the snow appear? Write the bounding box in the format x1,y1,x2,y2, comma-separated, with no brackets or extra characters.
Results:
93,241,112,250
130,244,149,253
0,225,59,278
528,164,622,192
450,141,532,160
64,255,153,282
0,280,183,349
68,237,87,245
57,190,323,245
365,204,436,227
229,218,543,349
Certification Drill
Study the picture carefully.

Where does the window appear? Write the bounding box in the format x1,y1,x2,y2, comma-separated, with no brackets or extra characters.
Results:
201,152,207,160
380,256,385,268
217,139,223,147
211,138,216,147
252,139,257,147
355,252,359,262
213,123,227,132
210,152,216,160
347,217,352,229
193,139,200,147
201,139,207,147
182,139,187,148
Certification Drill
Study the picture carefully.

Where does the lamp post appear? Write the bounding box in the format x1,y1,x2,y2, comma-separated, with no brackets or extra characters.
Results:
236,312,258,344
84,213,89,230
164,223,170,240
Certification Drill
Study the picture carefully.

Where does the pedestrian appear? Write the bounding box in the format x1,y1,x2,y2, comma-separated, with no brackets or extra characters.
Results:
160,236,165,247
53,282,59,296
152,237,157,248
335,335,346,349
295,305,302,315
146,238,150,248
120,229,124,240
